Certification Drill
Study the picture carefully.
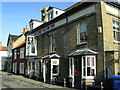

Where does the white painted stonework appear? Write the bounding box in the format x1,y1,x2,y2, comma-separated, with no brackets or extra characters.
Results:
0,51,7,70
106,4,120,16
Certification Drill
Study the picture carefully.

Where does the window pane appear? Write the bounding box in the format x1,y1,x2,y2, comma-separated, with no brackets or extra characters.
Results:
51,12,53,19
87,57,90,66
117,32,120,41
83,67,86,76
31,45,35,53
91,69,94,76
83,57,85,67
53,65,58,74
114,31,116,40
87,67,91,76
91,57,94,66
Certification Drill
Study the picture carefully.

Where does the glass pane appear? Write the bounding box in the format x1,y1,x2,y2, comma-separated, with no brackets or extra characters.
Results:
53,65,58,74
83,67,86,76
87,67,91,76
80,33,84,42
91,69,94,76
31,45,35,53
114,31,116,40
117,32,120,41
91,57,94,66
83,57,85,67
113,20,115,26
87,57,90,66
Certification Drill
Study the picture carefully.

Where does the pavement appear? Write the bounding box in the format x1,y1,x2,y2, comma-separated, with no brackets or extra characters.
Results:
1,71,76,89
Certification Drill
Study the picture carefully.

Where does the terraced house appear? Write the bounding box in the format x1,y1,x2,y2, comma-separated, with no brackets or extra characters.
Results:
12,26,29,75
11,1,120,89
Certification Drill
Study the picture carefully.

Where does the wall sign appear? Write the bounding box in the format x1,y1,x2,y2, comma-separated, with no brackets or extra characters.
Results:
34,24,55,36
27,36,34,45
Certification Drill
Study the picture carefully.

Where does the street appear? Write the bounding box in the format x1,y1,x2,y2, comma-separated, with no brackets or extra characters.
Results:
1,71,75,90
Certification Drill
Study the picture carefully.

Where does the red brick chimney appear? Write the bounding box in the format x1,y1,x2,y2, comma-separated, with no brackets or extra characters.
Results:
23,25,29,34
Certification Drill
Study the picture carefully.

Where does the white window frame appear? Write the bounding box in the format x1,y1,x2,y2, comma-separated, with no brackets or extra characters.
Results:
14,49,17,59
20,47,24,59
50,35,56,53
35,61,39,72
78,22,87,44
113,19,120,43
51,59,59,76
13,63,15,72
82,56,96,79
69,57,74,77
19,63,24,74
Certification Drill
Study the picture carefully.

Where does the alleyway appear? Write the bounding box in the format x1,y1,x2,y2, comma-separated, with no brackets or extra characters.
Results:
1,71,76,90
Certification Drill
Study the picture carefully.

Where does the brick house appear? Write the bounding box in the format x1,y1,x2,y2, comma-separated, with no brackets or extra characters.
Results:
12,26,29,75
25,1,120,89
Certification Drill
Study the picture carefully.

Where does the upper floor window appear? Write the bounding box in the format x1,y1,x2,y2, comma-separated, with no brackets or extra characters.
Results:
48,11,54,21
20,47,24,59
50,35,56,53
48,13,50,21
14,49,17,59
113,19,120,42
31,45,35,54
30,23,33,30
51,12,53,19
78,22,87,44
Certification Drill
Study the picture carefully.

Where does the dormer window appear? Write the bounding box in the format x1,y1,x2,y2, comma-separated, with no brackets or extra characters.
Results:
46,6,64,22
56,11,58,15
30,23,33,30
51,12,53,19
48,13,50,21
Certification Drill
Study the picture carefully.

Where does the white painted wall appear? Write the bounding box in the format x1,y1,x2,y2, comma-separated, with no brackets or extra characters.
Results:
7,40,12,57
30,21,43,31
106,4,120,16
33,21,43,29
46,8,64,22
26,36,37,56
0,51,8,70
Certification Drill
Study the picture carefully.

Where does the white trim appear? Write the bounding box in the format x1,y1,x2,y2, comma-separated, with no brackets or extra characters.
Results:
13,63,15,72
19,63,24,74
82,56,96,79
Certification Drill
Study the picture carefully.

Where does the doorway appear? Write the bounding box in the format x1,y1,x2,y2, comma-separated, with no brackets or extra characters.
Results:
74,57,82,88
45,60,51,83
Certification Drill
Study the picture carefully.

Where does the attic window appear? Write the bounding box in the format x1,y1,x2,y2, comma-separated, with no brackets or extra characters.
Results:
56,11,58,15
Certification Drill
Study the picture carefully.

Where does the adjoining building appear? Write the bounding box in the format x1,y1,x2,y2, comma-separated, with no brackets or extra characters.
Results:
6,34,19,72
12,26,29,75
0,45,8,71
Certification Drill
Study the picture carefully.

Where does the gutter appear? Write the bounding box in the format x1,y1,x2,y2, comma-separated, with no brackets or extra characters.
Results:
65,15,69,56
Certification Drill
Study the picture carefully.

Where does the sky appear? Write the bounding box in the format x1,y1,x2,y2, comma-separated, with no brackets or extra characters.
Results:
1,2,77,46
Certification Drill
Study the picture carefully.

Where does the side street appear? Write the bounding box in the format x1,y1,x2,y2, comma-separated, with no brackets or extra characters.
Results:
0,0,120,90
1,71,74,89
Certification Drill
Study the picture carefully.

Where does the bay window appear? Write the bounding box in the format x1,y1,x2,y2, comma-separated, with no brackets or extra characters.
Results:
113,19,120,42
82,56,96,79
78,22,87,44
52,59,59,76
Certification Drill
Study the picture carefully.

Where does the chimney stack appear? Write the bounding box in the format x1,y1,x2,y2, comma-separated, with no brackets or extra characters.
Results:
41,7,48,22
23,25,29,34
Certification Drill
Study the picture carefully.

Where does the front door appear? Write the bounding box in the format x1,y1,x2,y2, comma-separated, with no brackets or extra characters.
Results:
74,57,82,89
45,60,51,83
